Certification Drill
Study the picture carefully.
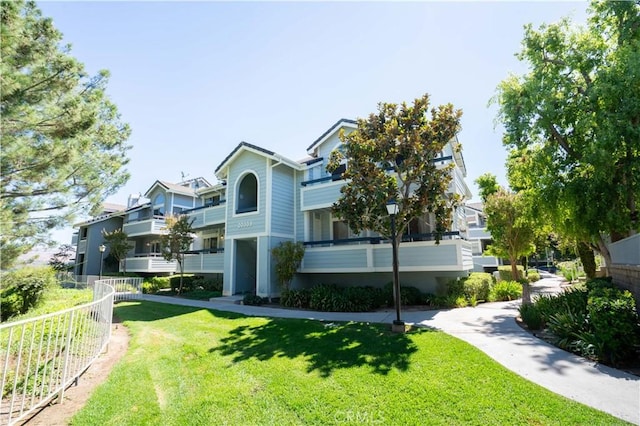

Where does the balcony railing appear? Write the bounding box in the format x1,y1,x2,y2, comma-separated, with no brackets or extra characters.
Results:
300,236,472,273
303,231,462,248
122,216,166,237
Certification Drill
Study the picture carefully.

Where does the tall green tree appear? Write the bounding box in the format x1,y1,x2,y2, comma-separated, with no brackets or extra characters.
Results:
494,0,640,266
0,0,131,269
327,93,463,244
475,173,500,203
102,228,133,274
160,215,195,294
483,189,537,304
48,243,75,271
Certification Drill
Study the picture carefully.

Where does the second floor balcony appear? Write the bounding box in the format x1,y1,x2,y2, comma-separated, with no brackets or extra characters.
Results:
123,215,166,237
300,232,473,273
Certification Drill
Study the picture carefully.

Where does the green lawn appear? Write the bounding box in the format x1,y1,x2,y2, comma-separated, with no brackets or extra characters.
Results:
3,287,94,323
71,301,627,425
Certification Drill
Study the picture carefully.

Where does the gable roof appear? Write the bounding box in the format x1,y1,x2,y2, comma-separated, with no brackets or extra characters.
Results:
144,180,198,198
306,118,357,154
214,141,302,178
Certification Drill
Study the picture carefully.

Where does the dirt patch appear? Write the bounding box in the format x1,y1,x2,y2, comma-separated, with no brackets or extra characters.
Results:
19,318,129,426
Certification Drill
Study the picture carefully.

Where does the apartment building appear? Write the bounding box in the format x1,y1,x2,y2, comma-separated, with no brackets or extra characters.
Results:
74,119,474,297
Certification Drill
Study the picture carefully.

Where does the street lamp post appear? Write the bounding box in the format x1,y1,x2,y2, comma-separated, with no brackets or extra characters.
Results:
98,244,106,280
386,201,405,333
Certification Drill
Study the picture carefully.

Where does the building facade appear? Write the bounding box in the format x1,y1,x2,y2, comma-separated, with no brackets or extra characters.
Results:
74,119,475,296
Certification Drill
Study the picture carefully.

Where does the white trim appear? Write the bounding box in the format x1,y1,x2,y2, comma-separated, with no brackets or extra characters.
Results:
306,120,357,155
266,157,272,234
232,169,260,218
229,232,269,240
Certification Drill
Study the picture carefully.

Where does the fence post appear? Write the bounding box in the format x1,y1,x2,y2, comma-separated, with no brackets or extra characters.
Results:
59,310,75,404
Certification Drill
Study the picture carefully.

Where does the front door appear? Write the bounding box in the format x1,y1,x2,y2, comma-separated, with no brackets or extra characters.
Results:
234,239,257,294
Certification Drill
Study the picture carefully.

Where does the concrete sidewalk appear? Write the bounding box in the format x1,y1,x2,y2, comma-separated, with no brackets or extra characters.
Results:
141,276,640,424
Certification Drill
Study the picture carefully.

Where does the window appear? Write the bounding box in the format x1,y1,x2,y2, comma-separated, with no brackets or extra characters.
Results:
153,194,165,216
205,195,221,206
236,173,258,214
332,220,350,240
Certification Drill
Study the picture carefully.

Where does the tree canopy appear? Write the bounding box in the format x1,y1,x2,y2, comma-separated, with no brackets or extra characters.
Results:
494,0,640,264
483,188,537,304
327,93,463,243
102,228,133,274
160,215,195,294
0,0,131,269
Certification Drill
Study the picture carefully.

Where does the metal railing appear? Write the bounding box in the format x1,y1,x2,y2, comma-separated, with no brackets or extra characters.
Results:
0,277,140,425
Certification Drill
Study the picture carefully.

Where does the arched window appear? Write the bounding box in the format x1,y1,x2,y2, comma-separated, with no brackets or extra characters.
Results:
153,194,165,216
236,173,258,214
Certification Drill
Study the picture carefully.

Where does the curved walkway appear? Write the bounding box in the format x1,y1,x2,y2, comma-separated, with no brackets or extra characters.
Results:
142,275,640,424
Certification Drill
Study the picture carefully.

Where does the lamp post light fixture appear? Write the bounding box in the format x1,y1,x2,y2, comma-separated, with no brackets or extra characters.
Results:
98,244,106,280
386,200,405,333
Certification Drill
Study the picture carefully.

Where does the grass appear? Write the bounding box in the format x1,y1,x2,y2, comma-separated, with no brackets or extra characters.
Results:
71,301,627,425
4,287,94,323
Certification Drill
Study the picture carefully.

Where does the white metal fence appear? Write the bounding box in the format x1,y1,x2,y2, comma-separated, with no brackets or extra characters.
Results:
0,277,141,425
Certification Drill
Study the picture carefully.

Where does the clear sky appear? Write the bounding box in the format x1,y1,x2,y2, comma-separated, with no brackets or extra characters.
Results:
36,0,588,246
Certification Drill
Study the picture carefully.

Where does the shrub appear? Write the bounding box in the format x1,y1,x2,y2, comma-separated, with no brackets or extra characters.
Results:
526,270,541,283
519,303,543,330
462,272,493,302
170,275,202,293
586,287,639,365
242,294,265,306
192,278,223,292
547,308,588,351
498,265,524,281
281,289,311,309
142,276,171,294
306,284,387,312
271,241,305,291
382,282,424,306
489,280,522,301
1,267,57,320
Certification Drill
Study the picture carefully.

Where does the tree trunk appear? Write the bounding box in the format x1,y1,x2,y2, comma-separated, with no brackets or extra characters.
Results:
178,258,184,294
577,242,596,279
595,234,612,273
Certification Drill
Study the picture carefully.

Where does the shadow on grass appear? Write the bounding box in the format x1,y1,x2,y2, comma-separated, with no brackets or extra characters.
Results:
209,318,429,377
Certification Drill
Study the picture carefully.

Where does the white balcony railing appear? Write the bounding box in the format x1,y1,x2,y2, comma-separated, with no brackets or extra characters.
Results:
122,216,166,237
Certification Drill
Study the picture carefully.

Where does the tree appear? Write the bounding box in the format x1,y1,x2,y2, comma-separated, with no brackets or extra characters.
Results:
102,228,133,274
48,243,75,271
160,215,195,294
483,189,537,304
327,93,463,243
271,241,305,291
494,0,640,266
0,0,132,269
475,173,500,203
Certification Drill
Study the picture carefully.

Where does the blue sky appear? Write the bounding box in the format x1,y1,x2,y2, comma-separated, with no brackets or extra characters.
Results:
37,0,588,246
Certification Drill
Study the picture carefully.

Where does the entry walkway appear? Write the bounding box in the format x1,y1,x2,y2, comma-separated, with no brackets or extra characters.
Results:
142,275,640,424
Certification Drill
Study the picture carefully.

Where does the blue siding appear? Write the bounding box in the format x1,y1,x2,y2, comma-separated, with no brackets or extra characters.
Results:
203,253,224,271
303,248,368,269
225,151,267,236
301,182,344,210
271,165,294,235
373,244,458,267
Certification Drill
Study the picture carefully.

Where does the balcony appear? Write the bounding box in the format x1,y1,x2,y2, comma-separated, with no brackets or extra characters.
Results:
123,216,166,237
124,254,176,273
473,255,501,267
182,249,225,273
300,234,473,273
468,227,492,240
300,179,345,211
185,202,226,229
